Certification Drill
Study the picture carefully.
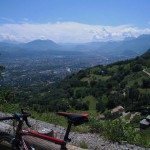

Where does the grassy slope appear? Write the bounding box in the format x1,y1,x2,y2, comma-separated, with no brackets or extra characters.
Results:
80,50,149,95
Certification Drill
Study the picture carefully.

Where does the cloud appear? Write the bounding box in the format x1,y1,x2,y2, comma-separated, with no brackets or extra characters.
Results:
0,22,150,43
1,17,15,23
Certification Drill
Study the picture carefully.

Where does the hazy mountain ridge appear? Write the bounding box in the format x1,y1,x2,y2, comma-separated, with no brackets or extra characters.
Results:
0,34,150,59
22,39,61,51
59,34,150,55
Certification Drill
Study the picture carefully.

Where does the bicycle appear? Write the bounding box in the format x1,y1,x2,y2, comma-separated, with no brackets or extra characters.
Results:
0,109,89,150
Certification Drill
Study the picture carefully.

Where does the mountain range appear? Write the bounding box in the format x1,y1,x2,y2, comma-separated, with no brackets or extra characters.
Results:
0,34,150,58
64,34,150,56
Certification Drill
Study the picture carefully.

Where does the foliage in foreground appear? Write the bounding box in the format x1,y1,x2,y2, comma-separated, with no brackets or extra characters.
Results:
0,103,149,148
79,141,88,149
89,118,150,148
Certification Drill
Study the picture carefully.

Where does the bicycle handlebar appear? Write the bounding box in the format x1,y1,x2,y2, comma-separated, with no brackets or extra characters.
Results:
0,109,31,127
0,116,14,121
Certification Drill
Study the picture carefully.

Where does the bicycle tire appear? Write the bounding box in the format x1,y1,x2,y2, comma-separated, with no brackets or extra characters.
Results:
0,132,14,149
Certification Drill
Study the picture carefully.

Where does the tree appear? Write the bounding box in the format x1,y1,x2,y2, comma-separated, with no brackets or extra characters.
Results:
77,70,87,79
74,100,89,110
96,99,106,112
127,87,140,110
74,88,87,99
142,78,150,88
131,64,142,72
129,88,139,100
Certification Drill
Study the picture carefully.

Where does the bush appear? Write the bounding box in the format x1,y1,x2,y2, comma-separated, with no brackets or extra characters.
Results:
130,114,141,124
124,113,131,120
74,100,89,110
96,100,106,112
89,118,104,133
103,119,125,142
79,141,88,149
89,118,148,146
142,78,150,88
103,119,143,144
103,109,112,119
131,64,143,72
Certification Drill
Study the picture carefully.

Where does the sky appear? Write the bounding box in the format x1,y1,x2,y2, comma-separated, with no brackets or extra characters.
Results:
0,0,150,43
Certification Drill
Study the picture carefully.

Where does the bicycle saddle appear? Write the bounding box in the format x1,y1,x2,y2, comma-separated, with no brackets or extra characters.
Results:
57,112,89,126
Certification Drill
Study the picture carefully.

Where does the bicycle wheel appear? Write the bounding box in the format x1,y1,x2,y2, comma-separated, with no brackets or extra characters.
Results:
0,132,14,149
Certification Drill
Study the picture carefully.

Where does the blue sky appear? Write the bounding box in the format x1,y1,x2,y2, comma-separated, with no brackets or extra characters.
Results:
0,0,150,43
0,0,150,27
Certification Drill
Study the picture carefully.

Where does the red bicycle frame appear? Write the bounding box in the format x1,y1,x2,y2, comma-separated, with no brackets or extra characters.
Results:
0,111,89,150
22,129,66,145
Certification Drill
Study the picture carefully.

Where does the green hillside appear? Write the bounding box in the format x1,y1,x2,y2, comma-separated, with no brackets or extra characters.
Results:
1,50,149,114
42,49,149,113
0,50,150,147
7,49,148,114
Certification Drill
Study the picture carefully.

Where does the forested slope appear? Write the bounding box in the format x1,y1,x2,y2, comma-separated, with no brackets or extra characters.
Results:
0,50,150,114
18,49,150,113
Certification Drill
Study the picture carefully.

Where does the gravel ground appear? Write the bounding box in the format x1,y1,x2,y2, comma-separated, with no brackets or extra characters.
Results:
0,112,149,150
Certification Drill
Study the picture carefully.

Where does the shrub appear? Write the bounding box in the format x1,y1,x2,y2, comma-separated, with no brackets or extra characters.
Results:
79,141,88,149
103,119,125,142
124,113,131,120
131,64,143,72
96,100,106,112
103,119,143,144
89,118,147,146
103,109,112,119
130,114,141,124
89,118,104,133
142,78,150,88
74,100,89,110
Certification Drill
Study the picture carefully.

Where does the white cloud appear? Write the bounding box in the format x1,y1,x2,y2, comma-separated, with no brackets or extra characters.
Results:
0,22,150,43
1,17,15,23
